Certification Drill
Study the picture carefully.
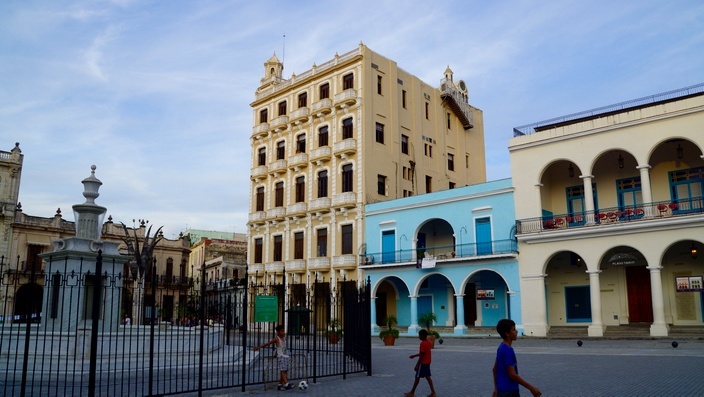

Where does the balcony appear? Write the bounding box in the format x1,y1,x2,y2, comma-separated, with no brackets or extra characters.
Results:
515,198,704,235
288,153,308,170
270,115,289,132
289,107,310,125
333,139,356,158
309,197,332,213
251,123,269,139
248,263,264,274
334,89,357,109
268,159,287,176
267,207,286,221
250,165,268,181
248,211,266,225
308,257,330,270
287,202,307,218
265,261,284,272
332,192,356,209
332,254,356,269
309,146,332,164
286,259,306,273
360,239,518,267
311,98,332,117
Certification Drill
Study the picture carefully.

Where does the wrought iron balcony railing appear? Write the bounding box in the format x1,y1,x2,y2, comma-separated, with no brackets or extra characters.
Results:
516,197,704,235
361,239,517,266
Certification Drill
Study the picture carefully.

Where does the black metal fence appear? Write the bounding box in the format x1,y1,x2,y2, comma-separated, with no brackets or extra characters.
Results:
0,253,371,396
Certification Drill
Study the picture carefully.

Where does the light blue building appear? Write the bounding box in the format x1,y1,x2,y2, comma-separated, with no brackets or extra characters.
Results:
362,178,522,336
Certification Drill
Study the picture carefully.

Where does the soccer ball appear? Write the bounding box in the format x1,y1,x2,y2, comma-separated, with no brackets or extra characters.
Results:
298,380,308,390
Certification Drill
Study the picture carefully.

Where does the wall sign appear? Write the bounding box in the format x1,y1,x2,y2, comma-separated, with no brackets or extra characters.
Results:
477,289,495,300
676,276,703,292
254,295,279,322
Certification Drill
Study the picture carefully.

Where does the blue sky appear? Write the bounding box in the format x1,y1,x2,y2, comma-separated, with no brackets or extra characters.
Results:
2,0,703,238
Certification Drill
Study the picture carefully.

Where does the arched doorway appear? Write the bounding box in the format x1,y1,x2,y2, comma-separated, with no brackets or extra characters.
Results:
602,247,652,323
462,270,509,327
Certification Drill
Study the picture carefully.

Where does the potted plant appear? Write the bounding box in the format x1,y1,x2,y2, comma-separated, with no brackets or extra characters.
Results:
418,312,439,348
327,318,342,344
378,315,399,346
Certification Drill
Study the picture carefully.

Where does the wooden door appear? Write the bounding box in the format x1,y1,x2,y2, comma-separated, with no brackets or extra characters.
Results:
626,266,653,323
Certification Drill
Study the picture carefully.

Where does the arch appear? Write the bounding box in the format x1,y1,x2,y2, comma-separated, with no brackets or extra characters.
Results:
647,136,703,166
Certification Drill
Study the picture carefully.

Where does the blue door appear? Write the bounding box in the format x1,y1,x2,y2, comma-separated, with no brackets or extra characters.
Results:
417,295,433,325
565,286,591,322
475,217,492,255
381,230,395,264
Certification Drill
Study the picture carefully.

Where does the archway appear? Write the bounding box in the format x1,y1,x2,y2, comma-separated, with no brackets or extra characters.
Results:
462,270,510,327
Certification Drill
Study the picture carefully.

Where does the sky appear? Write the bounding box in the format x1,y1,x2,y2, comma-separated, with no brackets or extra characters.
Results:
2,0,703,239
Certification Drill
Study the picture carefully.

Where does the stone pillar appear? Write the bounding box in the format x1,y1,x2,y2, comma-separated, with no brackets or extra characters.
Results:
521,274,548,337
581,175,595,224
407,295,420,335
637,165,654,217
587,270,605,337
370,297,378,333
648,265,669,336
453,294,467,335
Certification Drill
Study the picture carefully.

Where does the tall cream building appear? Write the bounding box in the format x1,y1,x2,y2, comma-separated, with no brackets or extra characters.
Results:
510,83,704,337
247,43,485,289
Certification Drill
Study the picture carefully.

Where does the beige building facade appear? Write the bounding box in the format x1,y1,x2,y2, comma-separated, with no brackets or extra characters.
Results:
0,143,23,264
509,83,704,337
247,43,485,287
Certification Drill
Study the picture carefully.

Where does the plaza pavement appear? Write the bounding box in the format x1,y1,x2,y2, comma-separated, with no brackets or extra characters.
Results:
198,335,704,397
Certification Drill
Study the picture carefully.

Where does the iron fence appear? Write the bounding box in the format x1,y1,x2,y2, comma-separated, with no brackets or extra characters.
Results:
0,253,371,396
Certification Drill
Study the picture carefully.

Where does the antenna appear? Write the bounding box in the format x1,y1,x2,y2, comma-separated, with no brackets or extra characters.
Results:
282,33,286,71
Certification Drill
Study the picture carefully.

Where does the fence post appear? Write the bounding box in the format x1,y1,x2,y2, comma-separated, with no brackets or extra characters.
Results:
312,276,318,384
198,261,206,396
366,276,372,376
147,259,157,395
240,269,249,393
88,251,104,397
20,255,42,397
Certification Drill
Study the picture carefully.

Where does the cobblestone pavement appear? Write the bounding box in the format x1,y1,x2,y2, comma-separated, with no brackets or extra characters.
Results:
198,336,704,397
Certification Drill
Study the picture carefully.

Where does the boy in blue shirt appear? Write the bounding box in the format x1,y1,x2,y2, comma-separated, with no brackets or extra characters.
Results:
493,319,541,397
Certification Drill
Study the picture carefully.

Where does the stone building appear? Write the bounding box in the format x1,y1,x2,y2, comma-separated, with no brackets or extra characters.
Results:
247,43,486,292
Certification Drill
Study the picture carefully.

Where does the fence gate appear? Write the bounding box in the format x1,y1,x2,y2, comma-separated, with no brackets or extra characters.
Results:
0,253,371,396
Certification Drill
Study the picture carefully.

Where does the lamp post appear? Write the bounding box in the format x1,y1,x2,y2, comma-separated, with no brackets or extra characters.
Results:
459,227,467,257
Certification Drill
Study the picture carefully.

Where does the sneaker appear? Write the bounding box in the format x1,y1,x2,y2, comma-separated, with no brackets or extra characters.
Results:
277,385,285,391
285,383,294,390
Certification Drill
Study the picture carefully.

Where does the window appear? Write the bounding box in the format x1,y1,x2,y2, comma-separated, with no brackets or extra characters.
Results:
377,75,382,95
375,122,384,144
320,83,330,99
377,175,386,195
295,176,305,202
166,258,173,282
403,189,413,197
425,102,429,119
294,232,304,259
343,73,354,90
342,118,353,139
296,134,306,153
447,112,451,129
317,170,328,198
317,228,328,257
669,166,704,212
275,182,284,207
341,224,353,255
273,235,283,261
448,153,454,171
318,126,329,147
298,92,307,108
401,134,409,154
424,143,433,158
260,109,268,123
466,154,470,169
276,140,285,159
278,101,287,116
257,147,266,166
26,244,43,271
254,238,263,263
402,90,407,108
449,182,456,189
425,175,432,193
342,164,353,193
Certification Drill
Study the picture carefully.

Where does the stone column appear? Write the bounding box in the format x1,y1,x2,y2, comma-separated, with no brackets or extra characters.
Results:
370,297,378,333
453,294,467,335
407,295,420,335
522,274,548,337
587,270,605,337
637,165,654,217
648,265,669,336
581,175,595,224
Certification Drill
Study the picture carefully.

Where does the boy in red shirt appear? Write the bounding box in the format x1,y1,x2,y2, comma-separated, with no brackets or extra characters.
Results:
405,329,437,397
